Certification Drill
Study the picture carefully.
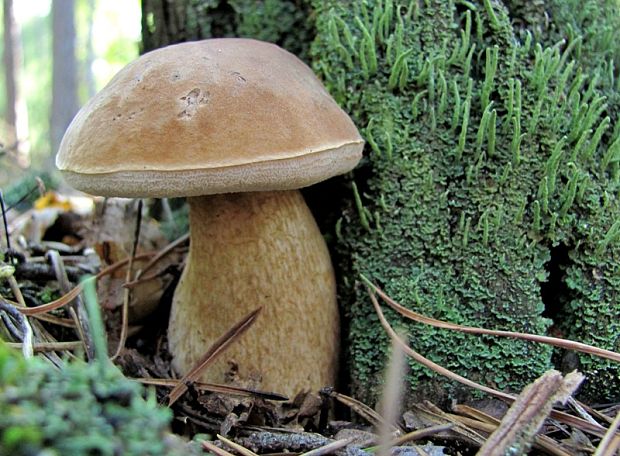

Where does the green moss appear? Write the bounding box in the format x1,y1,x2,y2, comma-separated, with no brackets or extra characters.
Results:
0,280,191,456
35,287,61,305
311,0,620,404
228,0,314,59
530,1,620,395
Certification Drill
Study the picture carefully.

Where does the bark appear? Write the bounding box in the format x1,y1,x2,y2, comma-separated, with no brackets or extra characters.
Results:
50,0,78,155
141,0,192,53
140,0,312,59
2,0,30,166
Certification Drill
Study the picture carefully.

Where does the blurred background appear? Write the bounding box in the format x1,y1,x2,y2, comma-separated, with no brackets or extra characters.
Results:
0,0,141,188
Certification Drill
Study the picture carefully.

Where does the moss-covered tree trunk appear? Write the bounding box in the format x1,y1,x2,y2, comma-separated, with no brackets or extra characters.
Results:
314,0,620,405
142,0,620,406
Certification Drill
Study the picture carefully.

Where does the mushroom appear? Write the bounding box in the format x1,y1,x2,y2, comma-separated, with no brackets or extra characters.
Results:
55,38,364,397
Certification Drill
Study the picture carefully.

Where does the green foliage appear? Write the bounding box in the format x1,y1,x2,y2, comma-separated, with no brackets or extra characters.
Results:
159,200,189,241
311,0,620,404
14,11,53,162
229,0,314,59
35,286,61,305
0,279,188,456
0,345,168,455
1,171,57,209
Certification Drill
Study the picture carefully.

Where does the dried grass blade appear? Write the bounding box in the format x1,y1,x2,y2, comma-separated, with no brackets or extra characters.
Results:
111,199,142,361
300,437,353,456
413,402,488,447
594,409,620,456
326,389,398,432
167,307,262,406
444,413,496,434
16,284,82,316
30,313,75,327
390,424,455,446
569,398,608,425
363,276,620,363
201,439,236,456
415,405,567,456
217,434,259,456
452,405,501,426
136,377,287,401
549,409,609,438
0,190,12,256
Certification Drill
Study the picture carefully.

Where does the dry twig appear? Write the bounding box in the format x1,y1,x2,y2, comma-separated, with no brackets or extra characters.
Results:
322,388,400,432
5,340,83,352
300,437,354,456
111,199,143,361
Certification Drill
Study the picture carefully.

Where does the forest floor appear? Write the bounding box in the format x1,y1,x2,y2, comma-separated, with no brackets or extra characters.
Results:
1,181,619,456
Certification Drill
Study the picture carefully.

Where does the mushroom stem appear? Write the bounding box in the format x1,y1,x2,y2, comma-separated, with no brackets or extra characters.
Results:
167,190,339,397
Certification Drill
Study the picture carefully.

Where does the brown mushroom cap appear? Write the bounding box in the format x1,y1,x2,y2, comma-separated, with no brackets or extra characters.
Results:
56,38,364,197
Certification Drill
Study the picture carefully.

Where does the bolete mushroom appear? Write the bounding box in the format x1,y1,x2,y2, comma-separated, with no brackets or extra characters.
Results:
55,38,364,397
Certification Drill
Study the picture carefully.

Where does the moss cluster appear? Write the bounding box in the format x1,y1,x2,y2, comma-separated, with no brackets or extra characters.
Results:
0,344,170,455
311,0,620,404
0,278,192,455
0,343,181,455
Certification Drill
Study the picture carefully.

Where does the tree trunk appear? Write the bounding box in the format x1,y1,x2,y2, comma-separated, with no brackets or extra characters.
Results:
141,0,190,53
50,0,78,156
140,0,312,58
3,0,30,167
